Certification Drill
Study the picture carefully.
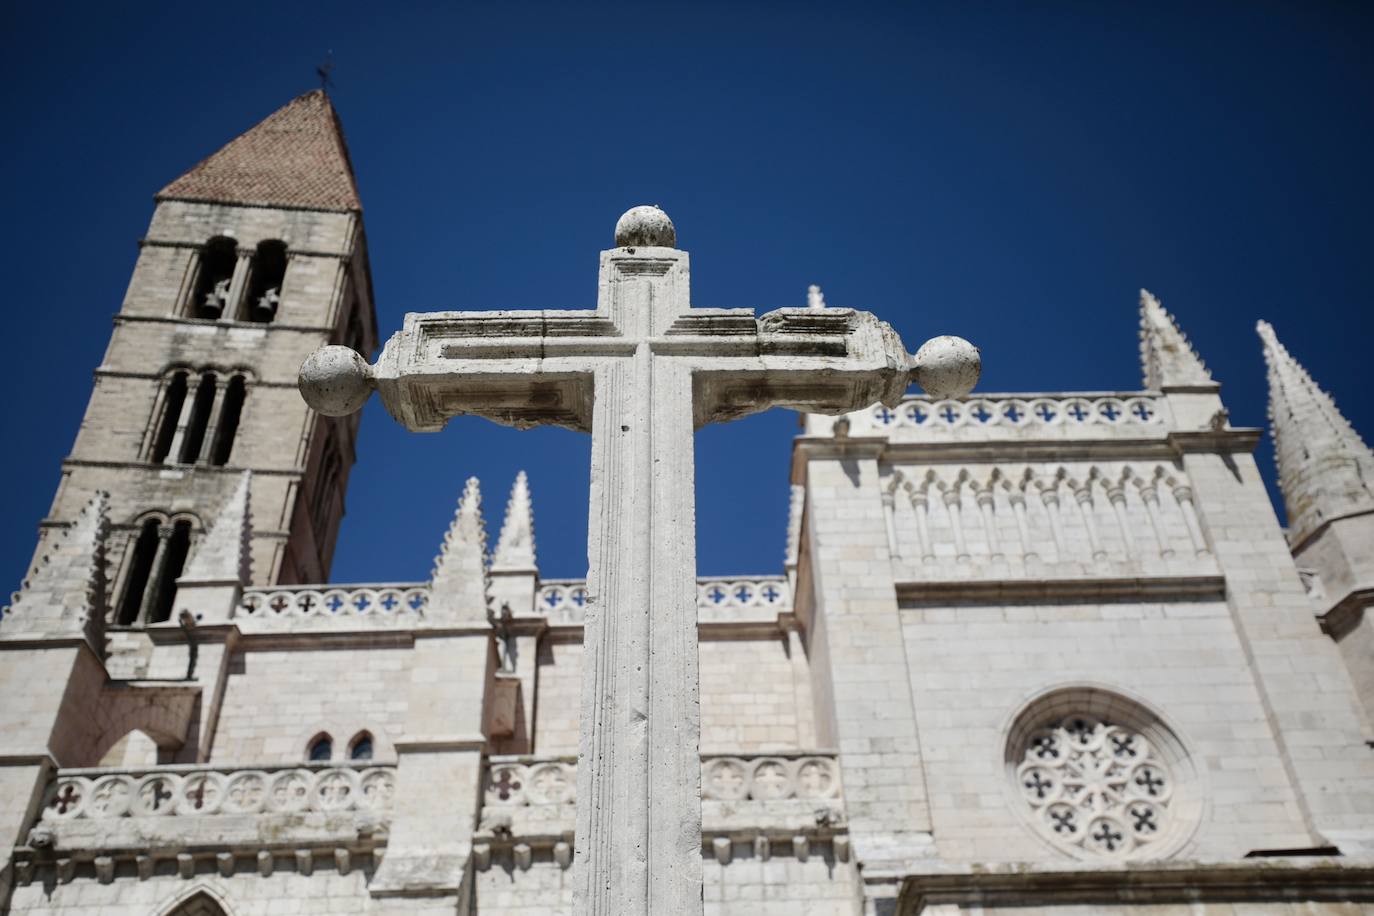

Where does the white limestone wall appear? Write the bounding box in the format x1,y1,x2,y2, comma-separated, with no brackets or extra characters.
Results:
6,869,395,916
900,596,1312,863
532,638,583,756
701,637,810,753
473,851,857,916
209,646,409,765
901,902,1373,915
533,634,815,756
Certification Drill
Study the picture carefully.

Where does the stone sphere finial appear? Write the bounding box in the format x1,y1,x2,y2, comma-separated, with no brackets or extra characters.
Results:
910,335,981,399
615,205,676,248
298,346,375,416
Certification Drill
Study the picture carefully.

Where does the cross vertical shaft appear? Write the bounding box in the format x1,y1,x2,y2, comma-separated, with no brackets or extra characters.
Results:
580,355,700,912
578,250,701,911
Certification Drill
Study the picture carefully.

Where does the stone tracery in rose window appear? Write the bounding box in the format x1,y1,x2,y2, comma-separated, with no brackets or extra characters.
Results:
1015,715,1172,858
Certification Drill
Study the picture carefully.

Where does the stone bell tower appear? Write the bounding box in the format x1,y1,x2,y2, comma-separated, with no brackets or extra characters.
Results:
30,89,377,626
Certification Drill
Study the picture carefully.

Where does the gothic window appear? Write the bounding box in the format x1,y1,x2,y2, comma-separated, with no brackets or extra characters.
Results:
308,733,333,762
147,370,249,467
349,732,374,761
1005,687,1200,862
149,371,188,464
243,239,286,323
189,236,238,320
115,516,195,626
165,891,229,916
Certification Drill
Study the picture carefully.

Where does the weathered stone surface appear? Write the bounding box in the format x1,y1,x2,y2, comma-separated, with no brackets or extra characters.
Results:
613,204,676,248
909,334,981,399
299,345,375,417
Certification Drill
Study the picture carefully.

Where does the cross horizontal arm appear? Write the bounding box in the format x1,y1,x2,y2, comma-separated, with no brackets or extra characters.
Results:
369,305,912,432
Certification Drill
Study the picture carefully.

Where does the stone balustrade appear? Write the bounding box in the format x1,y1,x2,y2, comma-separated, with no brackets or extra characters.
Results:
539,576,792,625
474,752,847,871
237,584,427,623
484,751,839,809
41,763,397,822
846,393,1167,440
234,577,791,628
15,764,394,888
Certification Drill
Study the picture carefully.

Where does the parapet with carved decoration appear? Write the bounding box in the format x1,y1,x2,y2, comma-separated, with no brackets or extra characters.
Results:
471,751,848,872
12,762,395,888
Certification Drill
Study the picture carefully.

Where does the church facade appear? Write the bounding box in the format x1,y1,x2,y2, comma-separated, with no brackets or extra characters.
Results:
2,90,1373,915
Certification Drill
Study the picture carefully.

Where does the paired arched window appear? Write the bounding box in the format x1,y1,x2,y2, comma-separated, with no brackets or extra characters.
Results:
305,730,375,762
148,369,248,467
185,236,288,324
115,514,196,626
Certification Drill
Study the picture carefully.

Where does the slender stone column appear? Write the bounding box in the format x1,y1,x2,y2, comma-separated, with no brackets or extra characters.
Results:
975,486,1002,560
881,488,901,562
1171,482,1211,557
943,486,970,561
1038,484,1067,561
226,251,253,321
195,378,231,465
1136,482,1174,558
1104,481,1135,558
909,486,934,563
1009,490,1037,562
1071,480,1107,561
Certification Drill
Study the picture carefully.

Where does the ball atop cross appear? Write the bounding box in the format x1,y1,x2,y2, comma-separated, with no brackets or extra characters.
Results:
614,205,676,248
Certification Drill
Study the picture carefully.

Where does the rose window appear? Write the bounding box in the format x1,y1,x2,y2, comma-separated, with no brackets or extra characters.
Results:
1008,692,1199,862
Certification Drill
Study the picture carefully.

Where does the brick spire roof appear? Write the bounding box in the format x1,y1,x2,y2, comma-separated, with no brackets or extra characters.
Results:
157,90,361,212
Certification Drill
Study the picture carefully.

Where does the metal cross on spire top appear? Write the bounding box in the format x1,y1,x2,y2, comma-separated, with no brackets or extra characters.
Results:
297,205,980,915
316,51,335,92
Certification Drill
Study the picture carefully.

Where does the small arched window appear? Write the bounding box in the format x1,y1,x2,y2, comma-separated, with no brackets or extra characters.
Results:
190,237,238,319
308,733,333,762
244,239,287,323
349,732,374,761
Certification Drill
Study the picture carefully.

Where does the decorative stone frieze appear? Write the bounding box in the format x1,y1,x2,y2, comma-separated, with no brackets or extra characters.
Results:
238,585,427,624
41,765,397,822
850,394,1165,440
236,576,792,630
700,755,840,802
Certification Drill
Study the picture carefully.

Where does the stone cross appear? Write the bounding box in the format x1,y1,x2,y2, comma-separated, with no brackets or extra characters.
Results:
298,206,978,915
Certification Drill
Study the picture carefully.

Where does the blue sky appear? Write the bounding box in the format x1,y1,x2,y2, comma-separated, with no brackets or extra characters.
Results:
2,2,1371,586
